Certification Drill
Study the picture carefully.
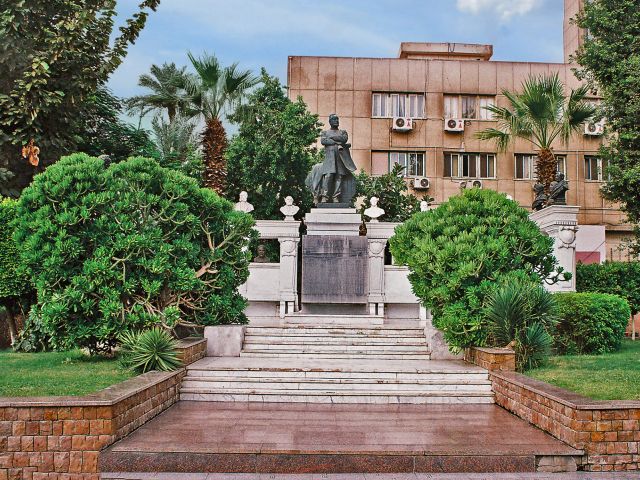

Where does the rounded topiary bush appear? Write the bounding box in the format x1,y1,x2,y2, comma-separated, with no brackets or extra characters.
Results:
554,292,631,355
15,154,255,353
390,188,564,352
577,261,640,316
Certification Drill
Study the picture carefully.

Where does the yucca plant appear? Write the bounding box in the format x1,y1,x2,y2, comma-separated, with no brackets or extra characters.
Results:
119,328,182,373
485,277,558,371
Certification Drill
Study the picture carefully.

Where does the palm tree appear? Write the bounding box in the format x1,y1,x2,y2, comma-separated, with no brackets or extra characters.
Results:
126,63,189,122
185,52,258,193
477,73,596,193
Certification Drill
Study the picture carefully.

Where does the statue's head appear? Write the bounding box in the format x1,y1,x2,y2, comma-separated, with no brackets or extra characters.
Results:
534,183,544,193
328,114,339,128
555,172,565,181
285,196,294,206
257,244,266,258
239,191,248,202
370,196,379,207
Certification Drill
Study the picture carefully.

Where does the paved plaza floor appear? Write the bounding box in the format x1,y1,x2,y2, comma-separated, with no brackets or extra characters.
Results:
101,401,582,475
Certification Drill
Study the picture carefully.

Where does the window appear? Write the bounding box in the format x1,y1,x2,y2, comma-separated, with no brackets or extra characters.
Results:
515,154,567,180
372,93,425,118
585,156,608,181
389,152,426,177
444,94,495,120
444,153,496,179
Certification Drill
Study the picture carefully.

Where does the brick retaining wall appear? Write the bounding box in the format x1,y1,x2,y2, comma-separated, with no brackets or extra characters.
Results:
175,337,207,366
464,346,516,371
491,371,640,472
0,338,206,480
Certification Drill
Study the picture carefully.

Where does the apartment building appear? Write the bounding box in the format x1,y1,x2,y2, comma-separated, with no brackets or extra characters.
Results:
287,0,631,262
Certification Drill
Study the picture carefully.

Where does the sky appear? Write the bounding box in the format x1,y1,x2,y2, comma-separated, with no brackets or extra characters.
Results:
109,0,564,109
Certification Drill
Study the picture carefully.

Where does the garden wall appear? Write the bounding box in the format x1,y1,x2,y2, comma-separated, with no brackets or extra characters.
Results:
490,371,640,472
0,338,206,480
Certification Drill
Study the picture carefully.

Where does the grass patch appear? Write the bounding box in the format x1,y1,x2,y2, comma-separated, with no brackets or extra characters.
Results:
0,349,133,397
527,339,640,401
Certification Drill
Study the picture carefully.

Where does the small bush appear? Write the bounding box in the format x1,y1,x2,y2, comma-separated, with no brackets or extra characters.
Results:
577,261,640,315
119,328,182,373
485,277,557,370
554,293,631,355
390,188,565,352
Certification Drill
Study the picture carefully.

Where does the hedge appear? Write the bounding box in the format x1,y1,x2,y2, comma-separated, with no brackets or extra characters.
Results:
576,261,640,315
554,292,631,355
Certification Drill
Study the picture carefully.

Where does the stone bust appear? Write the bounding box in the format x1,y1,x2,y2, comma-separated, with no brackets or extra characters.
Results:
548,173,569,206
234,191,254,213
532,183,548,211
280,195,299,221
364,196,385,222
253,244,269,263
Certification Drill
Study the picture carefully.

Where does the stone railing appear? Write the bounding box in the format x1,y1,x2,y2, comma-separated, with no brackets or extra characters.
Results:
490,371,640,472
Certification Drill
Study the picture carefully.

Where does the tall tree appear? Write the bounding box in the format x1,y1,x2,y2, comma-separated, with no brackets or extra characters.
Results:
226,71,321,219
77,87,157,162
126,62,189,122
0,0,160,192
477,73,595,192
576,0,640,252
186,52,257,193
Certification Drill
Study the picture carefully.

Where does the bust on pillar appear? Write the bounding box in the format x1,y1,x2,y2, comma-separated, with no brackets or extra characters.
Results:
530,205,579,292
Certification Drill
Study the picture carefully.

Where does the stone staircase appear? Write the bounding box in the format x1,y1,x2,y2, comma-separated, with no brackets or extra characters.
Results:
180,324,494,404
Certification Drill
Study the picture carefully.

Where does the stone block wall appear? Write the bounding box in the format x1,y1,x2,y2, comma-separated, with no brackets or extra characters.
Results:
175,338,207,366
464,346,516,372
491,371,640,472
0,371,184,480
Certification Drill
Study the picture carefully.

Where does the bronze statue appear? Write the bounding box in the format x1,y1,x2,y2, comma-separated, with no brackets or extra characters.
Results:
253,244,269,263
548,172,569,206
307,114,357,205
532,183,548,211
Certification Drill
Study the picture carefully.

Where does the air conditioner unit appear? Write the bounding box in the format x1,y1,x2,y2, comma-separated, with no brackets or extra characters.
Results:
412,177,430,190
445,118,465,132
584,120,605,136
392,117,413,132
470,179,483,189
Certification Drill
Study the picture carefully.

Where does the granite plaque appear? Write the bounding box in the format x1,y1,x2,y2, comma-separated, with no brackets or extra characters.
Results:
302,235,368,304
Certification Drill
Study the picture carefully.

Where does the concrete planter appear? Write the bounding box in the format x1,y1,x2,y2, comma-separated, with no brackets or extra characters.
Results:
204,325,246,357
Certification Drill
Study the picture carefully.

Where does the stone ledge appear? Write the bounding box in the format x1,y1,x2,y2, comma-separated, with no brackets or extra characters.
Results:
0,370,183,407
464,346,516,372
491,370,640,411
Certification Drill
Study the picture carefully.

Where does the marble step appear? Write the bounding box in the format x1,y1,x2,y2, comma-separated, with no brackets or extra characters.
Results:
245,326,425,337
181,378,493,392
244,336,427,345
283,314,384,326
180,389,495,404
239,351,431,360
186,369,489,382
242,344,429,353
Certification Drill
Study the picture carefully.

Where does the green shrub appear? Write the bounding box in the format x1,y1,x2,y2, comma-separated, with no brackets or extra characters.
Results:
577,262,640,315
15,154,255,354
485,277,557,370
119,328,181,373
554,292,631,355
355,163,425,222
390,188,566,352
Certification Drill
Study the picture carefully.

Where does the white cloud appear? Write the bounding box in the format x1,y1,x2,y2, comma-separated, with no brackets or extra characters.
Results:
456,0,541,21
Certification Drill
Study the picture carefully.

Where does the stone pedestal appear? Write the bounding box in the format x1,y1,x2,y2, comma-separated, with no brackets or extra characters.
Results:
530,205,579,293
204,326,246,357
304,208,362,236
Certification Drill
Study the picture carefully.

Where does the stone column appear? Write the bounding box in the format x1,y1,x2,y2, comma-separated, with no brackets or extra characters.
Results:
278,237,300,317
530,205,579,293
367,238,386,316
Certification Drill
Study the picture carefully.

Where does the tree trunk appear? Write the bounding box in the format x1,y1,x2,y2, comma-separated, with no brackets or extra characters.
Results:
2,308,18,346
536,148,557,193
201,117,228,194
168,105,176,123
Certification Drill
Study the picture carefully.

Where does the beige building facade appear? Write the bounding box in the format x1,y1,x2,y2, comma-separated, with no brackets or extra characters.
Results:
287,0,632,262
